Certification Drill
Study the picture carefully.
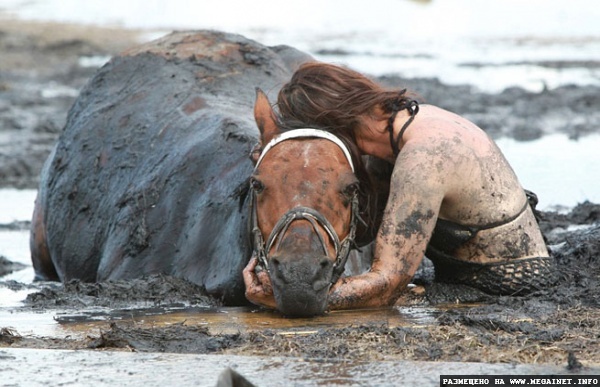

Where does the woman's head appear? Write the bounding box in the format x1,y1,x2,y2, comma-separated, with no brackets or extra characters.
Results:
274,62,413,244
276,62,415,137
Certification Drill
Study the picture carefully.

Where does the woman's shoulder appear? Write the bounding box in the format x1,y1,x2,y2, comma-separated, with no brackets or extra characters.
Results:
414,105,482,133
406,105,494,156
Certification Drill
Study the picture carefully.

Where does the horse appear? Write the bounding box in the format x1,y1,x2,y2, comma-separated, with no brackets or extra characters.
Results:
30,30,378,316
249,89,372,315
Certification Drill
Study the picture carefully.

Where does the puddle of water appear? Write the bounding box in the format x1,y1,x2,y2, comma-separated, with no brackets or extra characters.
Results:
0,230,34,283
0,287,36,308
0,189,36,285
0,303,439,340
0,309,66,338
0,188,36,224
58,305,438,333
1,347,593,387
496,133,600,209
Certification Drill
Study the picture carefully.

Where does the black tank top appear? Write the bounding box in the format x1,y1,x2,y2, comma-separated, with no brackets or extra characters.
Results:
427,191,538,256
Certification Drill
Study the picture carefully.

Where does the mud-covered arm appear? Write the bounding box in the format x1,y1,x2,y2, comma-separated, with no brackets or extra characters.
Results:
328,143,446,309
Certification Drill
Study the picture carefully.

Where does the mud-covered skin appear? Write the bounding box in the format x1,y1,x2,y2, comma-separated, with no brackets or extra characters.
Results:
328,104,551,309
30,31,314,305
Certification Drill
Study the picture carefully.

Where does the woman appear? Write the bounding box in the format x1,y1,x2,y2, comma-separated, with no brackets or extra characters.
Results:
244,62,554,310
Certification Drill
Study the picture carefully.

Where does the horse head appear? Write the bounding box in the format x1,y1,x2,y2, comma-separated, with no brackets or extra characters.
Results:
250,89,361,316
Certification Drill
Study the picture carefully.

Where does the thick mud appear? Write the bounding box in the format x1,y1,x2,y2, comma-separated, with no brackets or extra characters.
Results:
1,18,599,375
2,202,599,369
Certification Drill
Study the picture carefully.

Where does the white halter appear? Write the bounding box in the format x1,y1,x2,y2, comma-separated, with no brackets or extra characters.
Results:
255,129,355,172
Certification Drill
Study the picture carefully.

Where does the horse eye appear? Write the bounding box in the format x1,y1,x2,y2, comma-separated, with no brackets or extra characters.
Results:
250,177,265,193
342,182,359,198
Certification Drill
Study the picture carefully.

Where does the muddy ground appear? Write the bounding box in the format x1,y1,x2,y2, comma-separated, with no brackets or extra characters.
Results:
1,18,599,371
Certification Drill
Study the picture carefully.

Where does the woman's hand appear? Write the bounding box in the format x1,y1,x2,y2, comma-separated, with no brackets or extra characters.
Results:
327,271,397,310
243,255,277,309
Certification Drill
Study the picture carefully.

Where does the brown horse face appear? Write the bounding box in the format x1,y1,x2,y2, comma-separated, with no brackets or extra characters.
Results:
252,90,358,316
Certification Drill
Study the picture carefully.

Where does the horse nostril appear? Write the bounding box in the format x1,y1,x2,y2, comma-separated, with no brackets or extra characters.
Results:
319,258,332,269
270,257,282,278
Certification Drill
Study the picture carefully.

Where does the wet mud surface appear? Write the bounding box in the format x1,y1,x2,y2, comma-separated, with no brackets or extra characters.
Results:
0,255,25,277
0,19,143,188
2,203,599,369
0,203,600,370
2,20,599,190
1,18,600,374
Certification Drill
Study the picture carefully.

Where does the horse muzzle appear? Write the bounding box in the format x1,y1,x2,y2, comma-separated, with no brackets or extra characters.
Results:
268,252,333,317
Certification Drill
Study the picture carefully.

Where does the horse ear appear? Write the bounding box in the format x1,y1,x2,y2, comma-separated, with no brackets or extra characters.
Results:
254,88,280,145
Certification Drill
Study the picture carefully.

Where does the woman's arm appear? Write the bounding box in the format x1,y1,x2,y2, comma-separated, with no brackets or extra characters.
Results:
244,140,451,311
328,142,447,309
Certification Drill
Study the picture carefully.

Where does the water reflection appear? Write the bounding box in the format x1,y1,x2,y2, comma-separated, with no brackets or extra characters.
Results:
50,305,439,337
0,301,440,342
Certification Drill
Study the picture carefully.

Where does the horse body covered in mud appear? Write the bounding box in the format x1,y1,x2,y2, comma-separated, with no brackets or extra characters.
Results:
31,31,374,313
31,31,316,305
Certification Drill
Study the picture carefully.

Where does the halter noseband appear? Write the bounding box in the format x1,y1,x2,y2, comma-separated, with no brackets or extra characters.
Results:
249,129,359,285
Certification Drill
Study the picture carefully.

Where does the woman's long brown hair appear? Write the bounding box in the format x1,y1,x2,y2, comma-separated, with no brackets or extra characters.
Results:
276,62,418,138
275,62,417,244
